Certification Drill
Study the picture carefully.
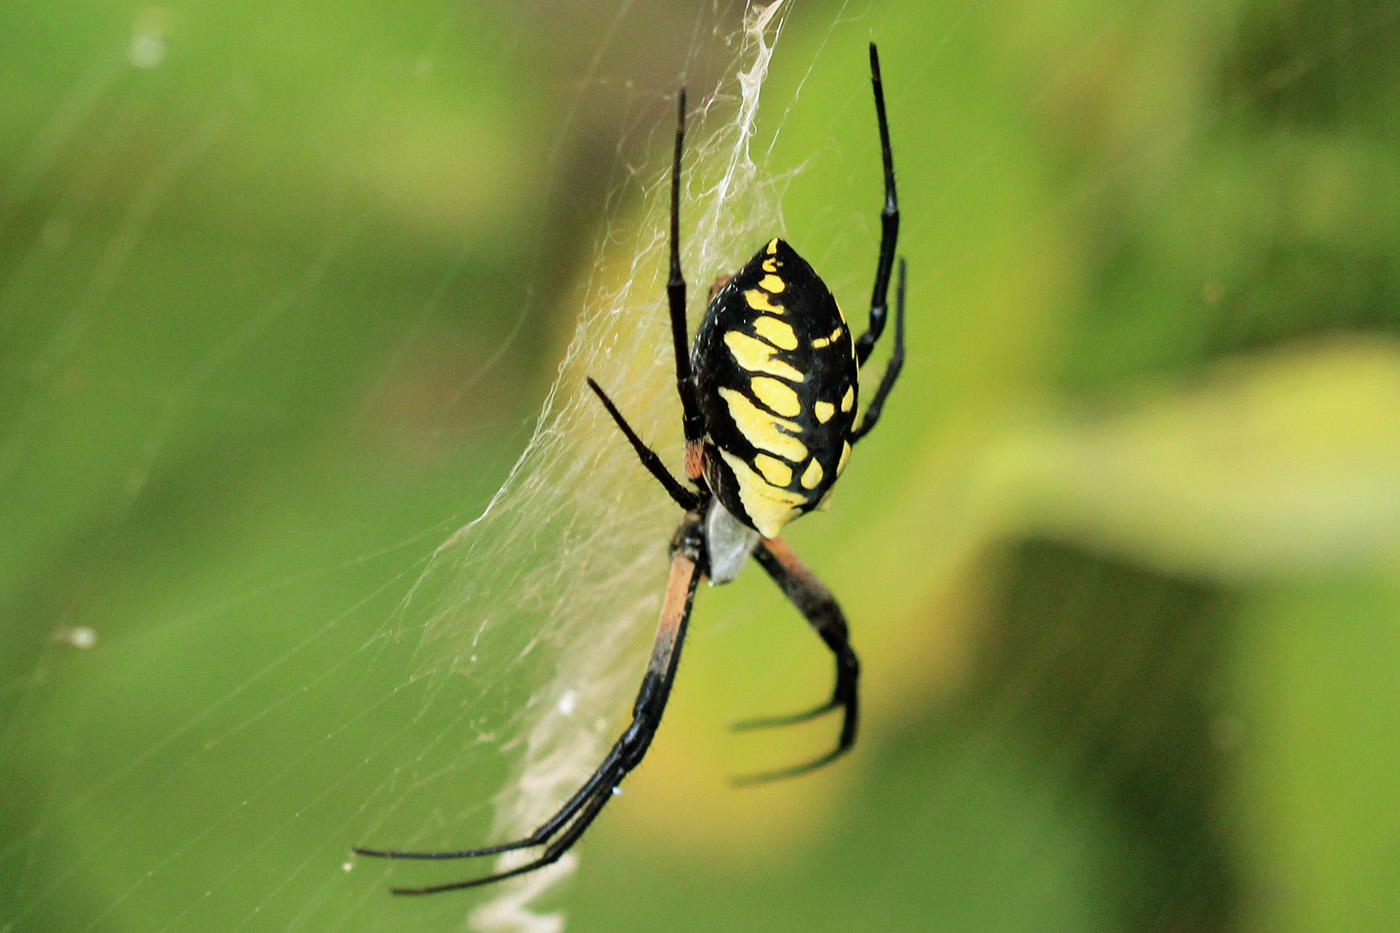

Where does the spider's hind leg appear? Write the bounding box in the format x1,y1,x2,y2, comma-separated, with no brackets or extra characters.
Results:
355,545,705,894
730,536,860,786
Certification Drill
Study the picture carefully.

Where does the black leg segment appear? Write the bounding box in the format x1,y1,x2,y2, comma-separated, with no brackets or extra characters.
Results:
850,256,905,443
586,377,700,509
732,537,860,785
854,42,900,368
667,89,706,446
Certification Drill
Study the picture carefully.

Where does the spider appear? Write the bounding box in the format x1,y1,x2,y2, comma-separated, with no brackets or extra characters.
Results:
354,43,905,895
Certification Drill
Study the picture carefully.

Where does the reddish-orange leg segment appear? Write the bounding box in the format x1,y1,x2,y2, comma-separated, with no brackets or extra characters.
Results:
354,519,706,894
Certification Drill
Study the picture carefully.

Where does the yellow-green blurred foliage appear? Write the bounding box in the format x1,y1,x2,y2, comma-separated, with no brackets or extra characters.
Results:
3,1,1398,931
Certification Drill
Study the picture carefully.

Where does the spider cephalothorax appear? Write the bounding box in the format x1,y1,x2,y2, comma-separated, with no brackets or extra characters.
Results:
357,43,906,895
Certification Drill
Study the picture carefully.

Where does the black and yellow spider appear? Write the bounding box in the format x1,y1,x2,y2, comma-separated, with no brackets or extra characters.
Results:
355,43,905,895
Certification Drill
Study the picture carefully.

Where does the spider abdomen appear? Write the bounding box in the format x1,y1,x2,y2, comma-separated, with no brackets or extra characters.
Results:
691,238,857,538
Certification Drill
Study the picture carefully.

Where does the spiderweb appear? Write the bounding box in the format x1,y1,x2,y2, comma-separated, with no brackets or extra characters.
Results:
0,2,805,930
362,3,796,928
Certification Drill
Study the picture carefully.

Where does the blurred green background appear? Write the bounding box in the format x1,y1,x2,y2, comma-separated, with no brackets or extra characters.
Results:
4,0,1400,930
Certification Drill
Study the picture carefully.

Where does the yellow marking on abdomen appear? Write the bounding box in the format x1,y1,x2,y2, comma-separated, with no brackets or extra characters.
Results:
719,449,805,539
753,453,792,487
813,400,835,423
762,257,778,273
812,325,844,349
766,238,779,255
800,459,824,489
751,376,800,417
837,440,852,476
724,331,803,383
840,385,855,413
752,315,798,350
745,289,783,314
759,274,785,293
718,388,808,461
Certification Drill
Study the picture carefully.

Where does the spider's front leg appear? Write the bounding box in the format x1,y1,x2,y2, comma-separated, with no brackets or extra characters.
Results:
851,257,906,443
854,42,900,368
732,537,859,785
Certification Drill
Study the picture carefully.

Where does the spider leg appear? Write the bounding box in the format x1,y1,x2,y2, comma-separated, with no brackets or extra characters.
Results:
853,42,900,368
666,89,706,451
586,377,700,509
384,780,616,895
731,537,859,786
354,539,704,893
850,257,905,443
428,771,625,894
